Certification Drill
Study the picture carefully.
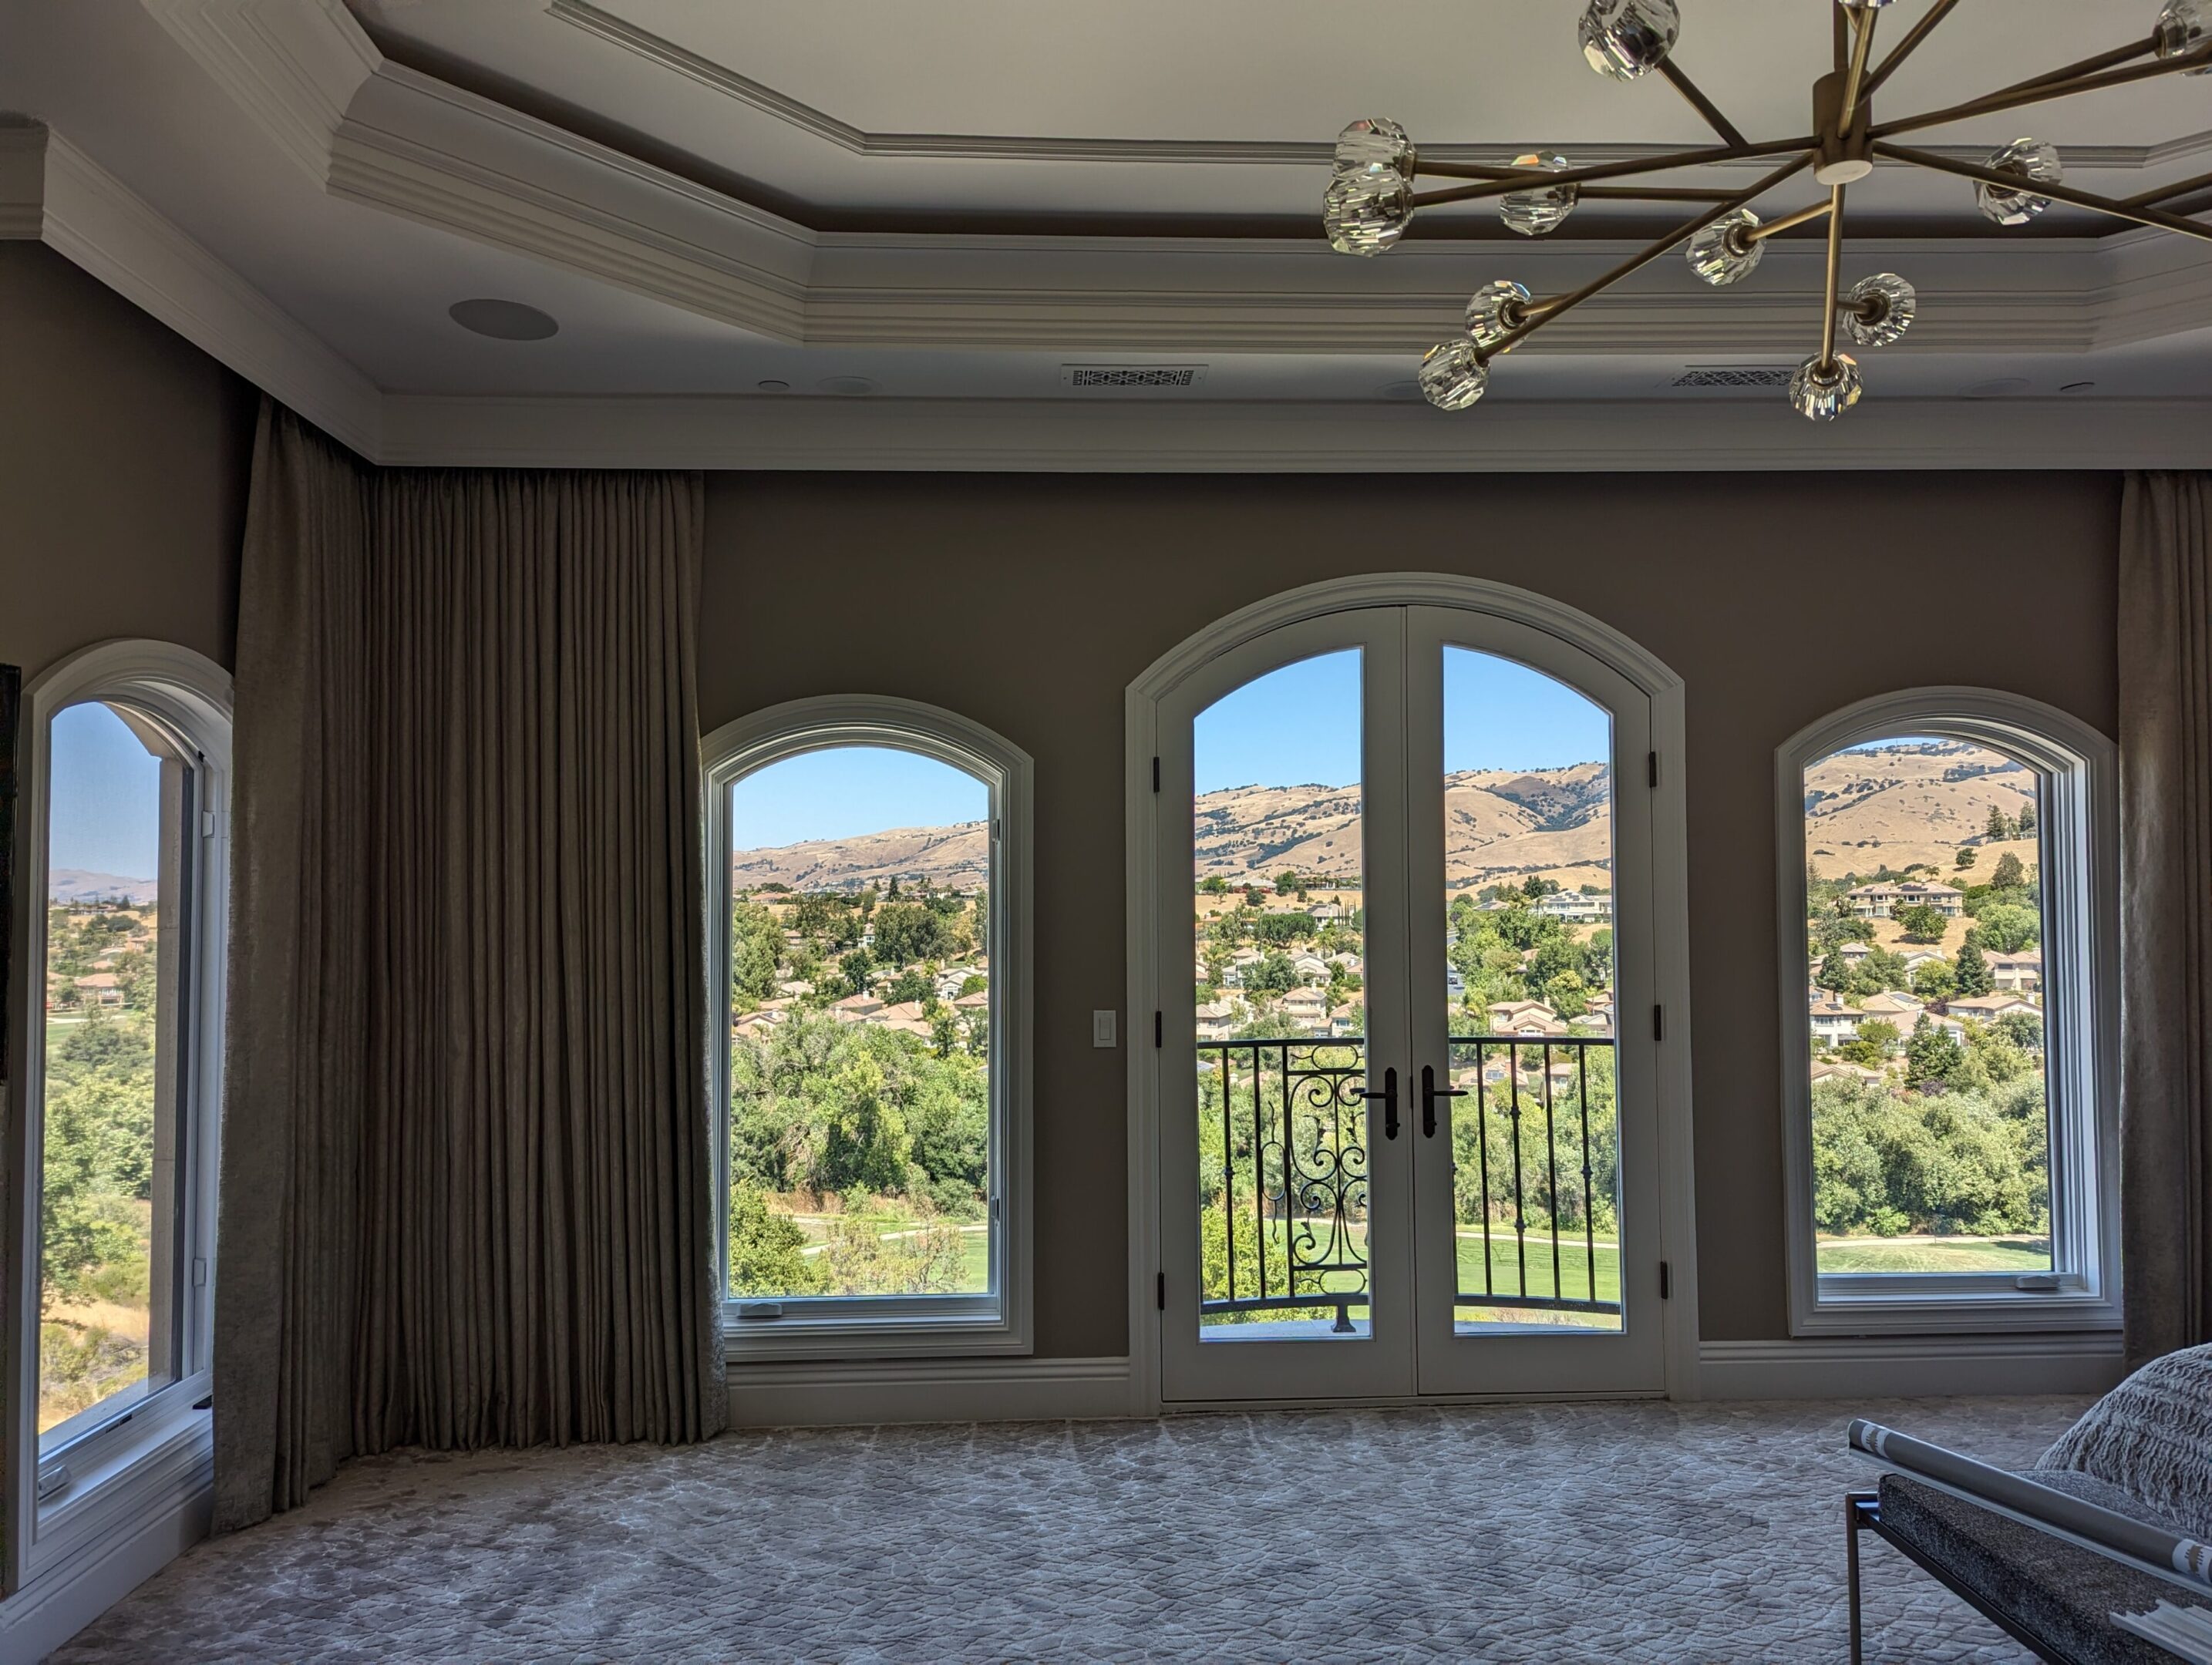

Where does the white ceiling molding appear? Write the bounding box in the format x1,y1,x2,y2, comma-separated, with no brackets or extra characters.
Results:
140,0,379,186
0,123,382,458
378,390,2212,473
542,0,2212,176
127,0,2212,358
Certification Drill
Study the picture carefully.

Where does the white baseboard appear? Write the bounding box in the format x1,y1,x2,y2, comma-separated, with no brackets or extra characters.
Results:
1699,1333,2128,1401
0,1475,210,1663
726,1354,1133,1428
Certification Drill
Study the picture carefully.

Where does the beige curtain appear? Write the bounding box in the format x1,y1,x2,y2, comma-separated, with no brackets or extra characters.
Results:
214,402,722,1533
2119,471,2212,1367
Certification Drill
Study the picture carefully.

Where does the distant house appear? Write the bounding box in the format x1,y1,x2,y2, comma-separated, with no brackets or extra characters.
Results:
830,993,884,1021
72,972,124,1007
1310,903,1344,924
867,1000,934,1038
1943,993,2042,1027
1534,891,1611,925
1986,951,2043,993
734,1007,788,1037
1843,880,1964,920
1328,1006,1362,1039
1807,994,1860,1047
1858,991,1925,1022
1810,1061,1885,1087
1900,948,1948,970
1487,999,1566,1037
1194,1001,1241,1042
1291,954,1330,986
1568,1011,1612,1036
776,979,815,998
953,989,990,1011
1837,941,1874,964
1281,987,1329,1026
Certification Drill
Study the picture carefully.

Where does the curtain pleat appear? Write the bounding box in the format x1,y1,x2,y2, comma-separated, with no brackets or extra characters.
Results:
2118,470,2212,1367
216,403,720,1533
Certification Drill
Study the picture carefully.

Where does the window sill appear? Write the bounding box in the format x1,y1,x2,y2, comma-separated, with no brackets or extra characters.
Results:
25,1391,211,1584
1794,1281,2121,1337
722,1303,1029,1361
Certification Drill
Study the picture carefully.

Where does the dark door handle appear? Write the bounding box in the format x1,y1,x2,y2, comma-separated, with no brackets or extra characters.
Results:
1359,1066,1399,1141
1420,1064,1466,1139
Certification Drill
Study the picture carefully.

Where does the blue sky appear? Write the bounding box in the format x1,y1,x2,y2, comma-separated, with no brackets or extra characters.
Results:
732,745,988,850
728,651,1610,850
49,702,161,878
1194,648,1611,794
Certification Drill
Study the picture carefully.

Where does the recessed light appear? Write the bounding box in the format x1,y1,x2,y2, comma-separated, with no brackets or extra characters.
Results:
816,375,879,396
1961,376,2031,399
756,379,790,392
447,298,559,341
2060,380,2097,395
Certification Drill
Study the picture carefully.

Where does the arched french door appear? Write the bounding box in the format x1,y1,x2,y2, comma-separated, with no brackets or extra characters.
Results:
1132,580,1692,1406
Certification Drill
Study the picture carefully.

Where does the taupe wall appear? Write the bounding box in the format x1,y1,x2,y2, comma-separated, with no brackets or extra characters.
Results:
0,244,254,679
699,472,2121,1356
0,244,2126,1357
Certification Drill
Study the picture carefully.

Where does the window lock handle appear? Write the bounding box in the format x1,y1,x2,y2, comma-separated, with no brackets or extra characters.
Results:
1359,1066,1399,1141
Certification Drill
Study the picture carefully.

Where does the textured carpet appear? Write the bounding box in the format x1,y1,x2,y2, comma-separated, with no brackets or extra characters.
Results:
59,1398,2089,1663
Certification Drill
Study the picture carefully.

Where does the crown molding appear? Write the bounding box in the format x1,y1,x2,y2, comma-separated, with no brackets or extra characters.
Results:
375,389,2212,473
142,0,2212,356
544,0,2212,175
0,124,382,457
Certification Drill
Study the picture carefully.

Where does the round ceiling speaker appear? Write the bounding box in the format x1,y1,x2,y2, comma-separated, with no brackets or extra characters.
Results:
448,298,560,341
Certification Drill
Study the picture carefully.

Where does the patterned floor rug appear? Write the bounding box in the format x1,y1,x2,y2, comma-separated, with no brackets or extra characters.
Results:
57,1396,2089,1663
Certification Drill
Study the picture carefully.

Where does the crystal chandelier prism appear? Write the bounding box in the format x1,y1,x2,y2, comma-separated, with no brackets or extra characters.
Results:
1323,0,2212,419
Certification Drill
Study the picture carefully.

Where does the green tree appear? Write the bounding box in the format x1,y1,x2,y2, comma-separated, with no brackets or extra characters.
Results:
1909,958,1958,1001
729,898,783,1004
1954,937,1994,995
2016,801,2037,836
1968,903,2039,955
872,900,953,966
1200,875,1228,896
1954,848,1977,870
1894,903,1947,943
1244,951,1298,997
1985,806,2014,842
1904,1014,1967,1092
727,1182,827,1296
1990,851,2028,892
884,967,932,1005
1816,947,1852,993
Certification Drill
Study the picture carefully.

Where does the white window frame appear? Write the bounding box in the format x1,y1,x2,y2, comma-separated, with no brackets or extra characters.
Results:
4,641,231,1592
1775,687,2119,1337
702,695,1033,1359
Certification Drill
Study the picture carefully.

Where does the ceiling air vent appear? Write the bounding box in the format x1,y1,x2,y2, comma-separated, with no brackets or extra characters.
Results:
1670,366,1797,389
1059,364,1210,390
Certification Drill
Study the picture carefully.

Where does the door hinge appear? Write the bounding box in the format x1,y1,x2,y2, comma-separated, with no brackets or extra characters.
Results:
1154,1011,1163,1048
1157,1272,1167,1311
1653,1004,1664,1042
1648,751,1658,789
1659,1261,1672,1300
1153,755,1160,792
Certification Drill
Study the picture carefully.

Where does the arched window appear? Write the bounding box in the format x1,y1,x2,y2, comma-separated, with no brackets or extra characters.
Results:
6,641,231,1576
1776,688,2118,1335
702,696,1032,1356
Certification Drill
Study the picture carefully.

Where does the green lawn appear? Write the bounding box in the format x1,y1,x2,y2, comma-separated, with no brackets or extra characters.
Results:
1816,1236,2051,1274
1202,1216,1623,1318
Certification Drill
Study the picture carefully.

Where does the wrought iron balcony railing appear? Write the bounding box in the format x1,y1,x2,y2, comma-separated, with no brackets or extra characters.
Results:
1195,1033,1621,1332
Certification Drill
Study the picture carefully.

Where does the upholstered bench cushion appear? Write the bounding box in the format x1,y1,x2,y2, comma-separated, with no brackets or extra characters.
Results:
1877,1475,2181,1665
2038,1344,2212,1542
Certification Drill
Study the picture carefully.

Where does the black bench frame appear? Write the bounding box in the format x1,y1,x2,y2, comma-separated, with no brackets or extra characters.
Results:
1847,1490,2085,1665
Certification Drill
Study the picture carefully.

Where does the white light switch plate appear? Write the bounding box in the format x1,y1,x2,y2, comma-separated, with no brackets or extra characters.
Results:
1092,1010,1118,1048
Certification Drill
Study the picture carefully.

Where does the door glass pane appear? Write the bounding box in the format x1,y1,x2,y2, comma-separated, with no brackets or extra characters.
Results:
1193,651,1369,1340
1804,736,2052,1276
726,745,995,1301
40,701,182,1451
1439,649,1623,1333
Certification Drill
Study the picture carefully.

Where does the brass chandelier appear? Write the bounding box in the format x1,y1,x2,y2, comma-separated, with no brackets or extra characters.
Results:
1322,0,2212,419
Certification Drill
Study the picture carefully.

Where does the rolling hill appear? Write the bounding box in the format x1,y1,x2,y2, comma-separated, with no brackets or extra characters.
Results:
729,741,2036,896
48,869,159,905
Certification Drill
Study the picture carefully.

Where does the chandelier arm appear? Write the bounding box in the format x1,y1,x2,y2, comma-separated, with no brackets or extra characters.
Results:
1742,199,1837,245
1578,186,1746,202
2123,168,2212,210
1859,0,1962,100
1871,42,2212,142
1835,5,1850,74
1476,152,1815,362
1409,137,1816,207
1817,185,1847,372
1406,160,1553,183
1838,9,1881,134
1876,143,2212,244
1983,34,2163,101
1656,59,1749,149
